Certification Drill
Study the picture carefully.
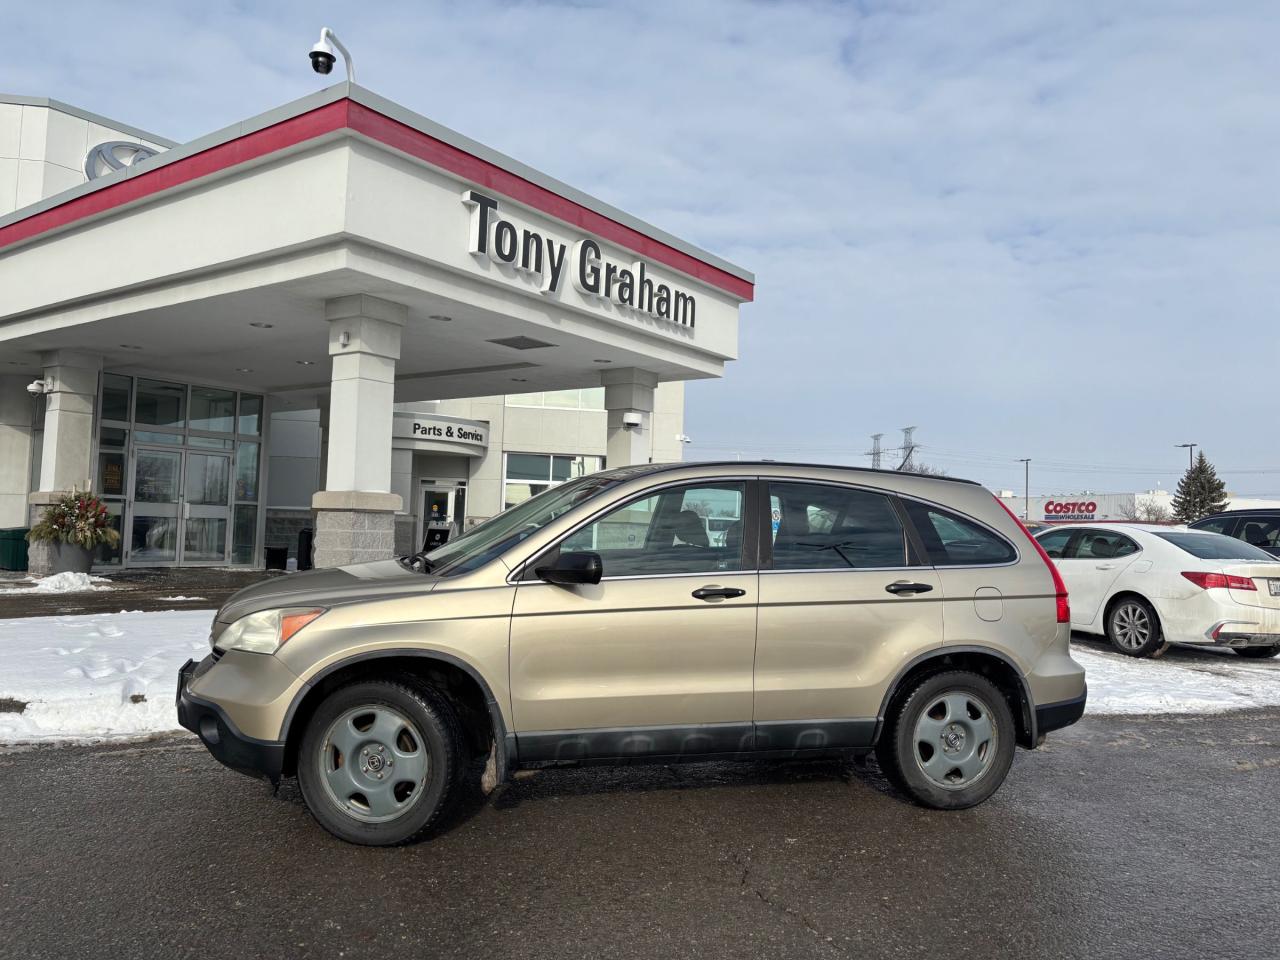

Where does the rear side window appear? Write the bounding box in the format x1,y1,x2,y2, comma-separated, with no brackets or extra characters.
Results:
904,501,1017,566
1189,516,1234,536
1075,530,1140,560
1153,531,1278,561
768,482,909,569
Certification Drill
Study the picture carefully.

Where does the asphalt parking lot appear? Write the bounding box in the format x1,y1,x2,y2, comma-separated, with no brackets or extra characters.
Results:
2,709,1277,960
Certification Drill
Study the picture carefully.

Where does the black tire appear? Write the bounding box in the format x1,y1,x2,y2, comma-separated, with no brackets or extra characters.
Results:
875,670,1016,810
1105,596,1164,658
1234,645,1280,659
298,679,462,846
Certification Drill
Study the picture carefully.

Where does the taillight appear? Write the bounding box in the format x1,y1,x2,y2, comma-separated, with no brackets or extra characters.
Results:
1181,571,1256,591
994,496,1070,623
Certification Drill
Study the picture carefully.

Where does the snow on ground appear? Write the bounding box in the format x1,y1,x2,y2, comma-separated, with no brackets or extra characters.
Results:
0,610,1277,743
0,609,213,741
1071,640,1280,715
0,572,113,594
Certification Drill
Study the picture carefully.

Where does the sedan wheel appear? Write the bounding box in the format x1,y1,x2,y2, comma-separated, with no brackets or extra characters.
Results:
1107,597,1163,658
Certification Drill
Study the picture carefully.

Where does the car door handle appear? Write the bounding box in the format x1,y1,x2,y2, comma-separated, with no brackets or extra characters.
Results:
1095,563,1117,570
885,580,933,596
692,586,747,601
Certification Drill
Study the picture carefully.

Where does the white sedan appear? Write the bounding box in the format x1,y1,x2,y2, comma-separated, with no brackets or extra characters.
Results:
1033,523,1280,659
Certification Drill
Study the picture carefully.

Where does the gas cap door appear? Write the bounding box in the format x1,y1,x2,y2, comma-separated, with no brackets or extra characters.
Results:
974,586,1004,622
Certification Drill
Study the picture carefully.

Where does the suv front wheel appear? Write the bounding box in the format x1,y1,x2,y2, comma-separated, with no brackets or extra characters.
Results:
876,670,1016,810
298,679,462,845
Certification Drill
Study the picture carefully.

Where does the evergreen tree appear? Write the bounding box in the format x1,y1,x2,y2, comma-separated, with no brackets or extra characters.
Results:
1171,451,1229,522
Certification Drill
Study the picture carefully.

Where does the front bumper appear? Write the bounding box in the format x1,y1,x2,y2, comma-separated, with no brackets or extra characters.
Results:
176,656,285,782
1035,686,1087,737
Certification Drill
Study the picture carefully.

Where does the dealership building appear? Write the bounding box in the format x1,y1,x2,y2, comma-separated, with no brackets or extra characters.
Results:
0,86,752,570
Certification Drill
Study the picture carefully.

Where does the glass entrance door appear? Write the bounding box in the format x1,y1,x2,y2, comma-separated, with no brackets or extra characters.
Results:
129,447,183,565
127,447,232,566
183,452,232,563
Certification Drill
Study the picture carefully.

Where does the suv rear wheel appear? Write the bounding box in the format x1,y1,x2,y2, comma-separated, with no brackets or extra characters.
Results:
298,679,462,845
876,670,1016,810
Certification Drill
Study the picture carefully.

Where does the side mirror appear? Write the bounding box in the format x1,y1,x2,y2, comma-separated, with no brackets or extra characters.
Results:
536,550,603,586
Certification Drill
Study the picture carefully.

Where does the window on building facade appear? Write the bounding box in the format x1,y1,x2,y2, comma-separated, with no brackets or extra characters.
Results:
503,453,605,509
505,388,605,410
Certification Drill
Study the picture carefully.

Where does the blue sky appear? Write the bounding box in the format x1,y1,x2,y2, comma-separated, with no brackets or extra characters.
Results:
8,1,1279,496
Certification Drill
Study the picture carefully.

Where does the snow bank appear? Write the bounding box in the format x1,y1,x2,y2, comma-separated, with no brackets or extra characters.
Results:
0,609,214,741
1071,642,1280,715
0,572,113,594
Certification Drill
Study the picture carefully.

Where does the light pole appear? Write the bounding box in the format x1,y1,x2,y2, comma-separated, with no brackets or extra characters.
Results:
1017,458,1031,520
1175,443,1197,470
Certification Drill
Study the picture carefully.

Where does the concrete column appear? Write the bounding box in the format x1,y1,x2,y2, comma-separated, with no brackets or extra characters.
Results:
602,368,659,468
27,352,101,574
0,376,36,528
311,295,406,568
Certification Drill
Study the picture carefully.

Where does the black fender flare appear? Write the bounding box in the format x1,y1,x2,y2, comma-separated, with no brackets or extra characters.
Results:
280,648,515,781
873,645,1038,748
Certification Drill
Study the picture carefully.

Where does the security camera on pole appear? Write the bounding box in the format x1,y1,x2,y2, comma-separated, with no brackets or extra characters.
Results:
309,27,355,81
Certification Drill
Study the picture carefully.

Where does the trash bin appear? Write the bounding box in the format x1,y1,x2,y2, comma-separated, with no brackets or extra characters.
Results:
297,527,314,571
0,528,29,572
264,545,289,570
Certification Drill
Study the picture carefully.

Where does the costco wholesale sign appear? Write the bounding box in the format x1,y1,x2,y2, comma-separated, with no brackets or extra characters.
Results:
1044,500,1098,520
463,190,697,327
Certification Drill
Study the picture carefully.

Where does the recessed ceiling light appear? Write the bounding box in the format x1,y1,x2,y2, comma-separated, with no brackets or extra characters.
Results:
119,344,143,350
250,322,274,328
593,359,612,364
296,360,315,366
236,368,253,373
428,314,452,322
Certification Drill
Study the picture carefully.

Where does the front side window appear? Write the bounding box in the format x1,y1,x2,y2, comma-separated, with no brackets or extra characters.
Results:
904,501,1017,566
560,482,747,577
768,482,908,570
1238,518,1280,549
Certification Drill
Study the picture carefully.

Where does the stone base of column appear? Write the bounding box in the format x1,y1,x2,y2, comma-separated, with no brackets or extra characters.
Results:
393,515,417,556
311,491,403,569
27,490,67,577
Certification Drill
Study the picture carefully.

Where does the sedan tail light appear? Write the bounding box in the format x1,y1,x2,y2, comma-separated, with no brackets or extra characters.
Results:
994,497,1070,623
1181,571,1256,591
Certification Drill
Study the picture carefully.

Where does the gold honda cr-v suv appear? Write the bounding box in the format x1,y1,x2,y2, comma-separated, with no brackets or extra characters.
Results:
177,462,1085,845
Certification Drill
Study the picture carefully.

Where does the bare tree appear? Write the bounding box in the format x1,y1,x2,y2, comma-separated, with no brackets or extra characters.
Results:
1118,499,1171,523
903,462,949,477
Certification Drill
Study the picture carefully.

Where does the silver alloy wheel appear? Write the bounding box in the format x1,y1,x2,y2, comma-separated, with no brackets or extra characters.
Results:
1111,602,1152,651
318,704,431,823
912,691,998,790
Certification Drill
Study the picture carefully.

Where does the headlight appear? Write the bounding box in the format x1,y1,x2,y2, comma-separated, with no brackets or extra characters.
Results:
216,607,325,654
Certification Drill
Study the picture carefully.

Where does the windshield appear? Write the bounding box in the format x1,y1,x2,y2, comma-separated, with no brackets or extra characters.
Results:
421,472,629,577
1153,531,1280,562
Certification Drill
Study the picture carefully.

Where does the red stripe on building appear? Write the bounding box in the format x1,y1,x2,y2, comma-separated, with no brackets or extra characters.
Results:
0,99,754,302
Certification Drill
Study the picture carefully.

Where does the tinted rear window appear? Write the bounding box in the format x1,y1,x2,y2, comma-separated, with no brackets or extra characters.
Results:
1153,531,1279,561
904,501,1017,566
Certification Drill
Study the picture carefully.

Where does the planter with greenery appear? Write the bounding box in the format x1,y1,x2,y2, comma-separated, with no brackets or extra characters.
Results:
26,491,120,576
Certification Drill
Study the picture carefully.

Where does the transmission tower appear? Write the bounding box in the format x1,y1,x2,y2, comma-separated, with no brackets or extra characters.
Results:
898,426,917,471
868,433,883,469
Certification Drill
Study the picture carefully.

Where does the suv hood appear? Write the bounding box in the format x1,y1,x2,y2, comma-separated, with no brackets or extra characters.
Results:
213,560,439,642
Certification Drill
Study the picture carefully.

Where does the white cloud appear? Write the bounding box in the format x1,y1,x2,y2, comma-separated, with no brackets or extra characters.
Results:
8,0,1280,492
